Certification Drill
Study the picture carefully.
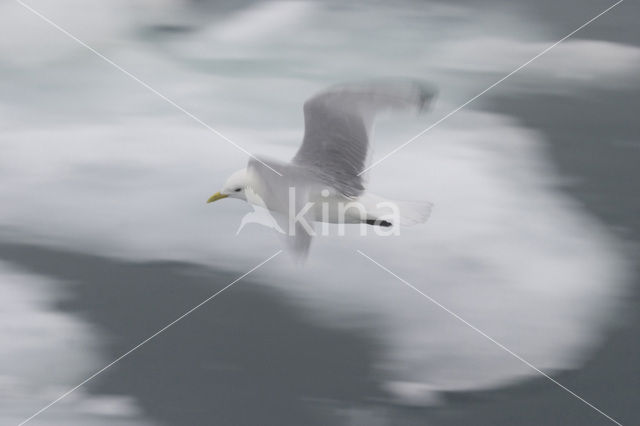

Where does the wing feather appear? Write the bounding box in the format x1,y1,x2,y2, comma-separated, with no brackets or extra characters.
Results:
247,157,316,261
292,80,436,197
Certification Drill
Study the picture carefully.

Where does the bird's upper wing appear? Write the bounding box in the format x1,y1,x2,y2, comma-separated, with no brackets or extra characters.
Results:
292,80,436,197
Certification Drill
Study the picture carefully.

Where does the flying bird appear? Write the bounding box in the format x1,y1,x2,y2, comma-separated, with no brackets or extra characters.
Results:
207,80,436,258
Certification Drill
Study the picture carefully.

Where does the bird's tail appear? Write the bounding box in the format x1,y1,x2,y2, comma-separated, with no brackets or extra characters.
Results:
361,193,433,227
394,199,434,226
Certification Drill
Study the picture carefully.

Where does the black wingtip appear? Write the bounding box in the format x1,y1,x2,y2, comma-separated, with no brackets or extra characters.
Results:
365,219,393,227
417,82,438,111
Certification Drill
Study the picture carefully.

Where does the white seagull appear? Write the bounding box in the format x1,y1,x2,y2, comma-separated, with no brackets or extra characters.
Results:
207,80,436,258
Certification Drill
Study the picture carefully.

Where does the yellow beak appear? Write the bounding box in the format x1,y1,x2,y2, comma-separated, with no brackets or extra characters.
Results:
206,192,228,203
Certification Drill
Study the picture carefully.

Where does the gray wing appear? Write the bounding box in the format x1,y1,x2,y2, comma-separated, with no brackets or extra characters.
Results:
247,157,317,261
292,80,436,197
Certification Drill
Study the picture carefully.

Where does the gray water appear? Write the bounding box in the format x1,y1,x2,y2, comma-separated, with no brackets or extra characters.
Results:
1,1,639,425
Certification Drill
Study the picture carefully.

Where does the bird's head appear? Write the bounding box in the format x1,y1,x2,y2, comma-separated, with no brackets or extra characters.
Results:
207,168,248,203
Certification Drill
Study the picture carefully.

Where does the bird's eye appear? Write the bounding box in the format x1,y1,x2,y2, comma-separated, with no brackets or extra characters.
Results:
234,188,242,192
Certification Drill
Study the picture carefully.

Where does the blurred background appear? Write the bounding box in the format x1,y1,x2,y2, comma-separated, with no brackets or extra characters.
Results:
1,0,639,425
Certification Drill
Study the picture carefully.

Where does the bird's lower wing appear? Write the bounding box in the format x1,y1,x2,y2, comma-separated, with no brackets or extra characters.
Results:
247,157,317,262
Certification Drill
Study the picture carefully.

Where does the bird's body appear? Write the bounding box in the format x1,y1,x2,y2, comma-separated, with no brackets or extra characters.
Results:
249,182,395,225
208,80,436,258
305,190,428,226
307,189,370,224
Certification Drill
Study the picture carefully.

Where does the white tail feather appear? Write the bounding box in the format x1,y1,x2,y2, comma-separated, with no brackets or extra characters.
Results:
395,200,434,226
